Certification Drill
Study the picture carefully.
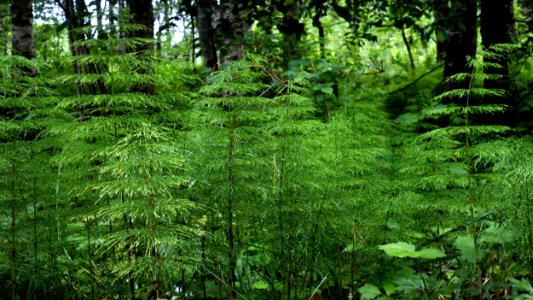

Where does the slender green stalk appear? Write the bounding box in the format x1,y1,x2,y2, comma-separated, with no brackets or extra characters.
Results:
32,176,37,274
10,157,17,300
464,61,483,298
85,217,96,300
526,185,533,279
226,115,236,299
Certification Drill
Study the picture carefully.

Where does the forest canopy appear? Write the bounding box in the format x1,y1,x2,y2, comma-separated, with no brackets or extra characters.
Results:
1,0,533,299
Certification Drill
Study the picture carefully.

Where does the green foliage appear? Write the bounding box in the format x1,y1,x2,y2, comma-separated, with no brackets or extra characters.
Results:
358,283,382,299
365,46,533,300
2,2,533,298
379,242,445,259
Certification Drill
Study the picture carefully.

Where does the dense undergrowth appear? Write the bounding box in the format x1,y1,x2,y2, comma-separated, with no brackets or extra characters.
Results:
1,37,533,300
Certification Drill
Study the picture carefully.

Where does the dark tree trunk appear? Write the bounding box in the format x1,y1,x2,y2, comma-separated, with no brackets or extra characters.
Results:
11,0,35,60
61,0,106,96
276,0,304,66
442,0,477,100
118,0,128,40
434,0,450,61
179,0,195,63
126,0,154,52
126,0,155,94
480,0,515,86
157,0,172,53
480,0,516,125
95,0,104,38
331,0,364,70
331,0,358,31
312,0,327,60
108,0,117,38
197,0,217,69
216,0,251,64
314,15,325,60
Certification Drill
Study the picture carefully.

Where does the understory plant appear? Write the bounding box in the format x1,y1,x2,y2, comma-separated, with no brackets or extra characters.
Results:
44,27,202,299
183,55,327,299
366,46,529,299
184,55,397,299
0,55,68,298
3,32,533,300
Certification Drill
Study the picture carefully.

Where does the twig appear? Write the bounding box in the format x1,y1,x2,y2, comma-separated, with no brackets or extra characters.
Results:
387,63,443,96
204,268,248,300
354,63,443,102
419,210,495,248
53,0,66,12
308,274,328,300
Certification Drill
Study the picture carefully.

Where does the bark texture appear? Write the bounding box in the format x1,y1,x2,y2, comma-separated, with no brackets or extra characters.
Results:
312,5,326,60
442,0,477,98
276,0,304,66
434,0,450,61
62,0,106,95
11,0,35,59
126,0,155,94
480,0,517,125
480,0,516,87
215,0,251,64
197,0,217,69
126,0,154,52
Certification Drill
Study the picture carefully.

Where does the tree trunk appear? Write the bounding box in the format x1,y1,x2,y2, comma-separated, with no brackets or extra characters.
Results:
61,0,106,96
95,0,104,38
226,123,237,299
314,16,325,60
276,0,304,66
331,0,359,47
158,0,173,53
108,0,117,39
197,0,217,69
216,0,251,64
480,0,516,125
434,0,450,61
126,0,154,52
480,0,515,87
442,0,477,99
126,0,155,94
11,0,35,60
312,1,327,60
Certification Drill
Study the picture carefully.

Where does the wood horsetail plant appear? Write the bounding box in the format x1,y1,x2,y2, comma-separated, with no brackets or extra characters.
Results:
183,56,318,298
370,45,520,299
46,30,202,299
0,55,67,298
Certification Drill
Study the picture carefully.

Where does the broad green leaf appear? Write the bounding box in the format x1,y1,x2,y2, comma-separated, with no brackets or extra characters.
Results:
415,248,446,259
395,113,422,125
379,242,445,259
358,284,381,299
342,243,362,253
382,282,396,296
394,277,424,295
253,280,270,290
455,236,482,263
319,86,334,95
379,242,416,258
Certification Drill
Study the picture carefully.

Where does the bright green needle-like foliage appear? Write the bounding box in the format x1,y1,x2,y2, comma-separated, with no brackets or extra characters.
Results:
1,15,532,299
